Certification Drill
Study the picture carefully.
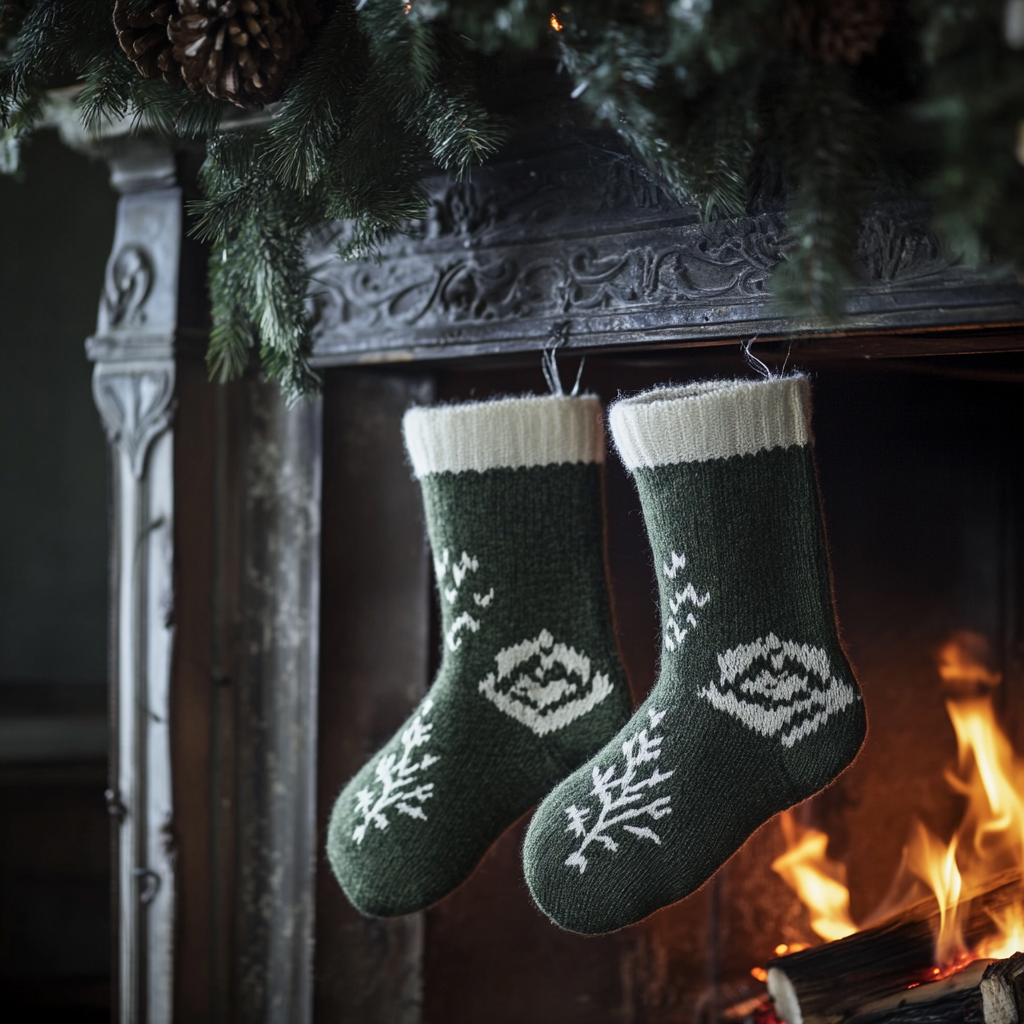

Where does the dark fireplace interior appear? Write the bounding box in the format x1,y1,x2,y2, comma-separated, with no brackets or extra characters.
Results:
315,347,1024,1024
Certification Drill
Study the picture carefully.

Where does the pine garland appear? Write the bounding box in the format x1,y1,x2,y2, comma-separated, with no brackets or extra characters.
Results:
2,1,1024,398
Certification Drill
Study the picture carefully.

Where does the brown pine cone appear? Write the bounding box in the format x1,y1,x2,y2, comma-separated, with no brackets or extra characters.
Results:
114,1,181,85
168,0,321,109
785,0,892,65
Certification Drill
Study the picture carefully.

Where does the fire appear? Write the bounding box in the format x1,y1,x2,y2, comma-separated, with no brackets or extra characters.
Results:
937,630,1002,690
770,631,1024,970
905,822,964,967
771,812,857,942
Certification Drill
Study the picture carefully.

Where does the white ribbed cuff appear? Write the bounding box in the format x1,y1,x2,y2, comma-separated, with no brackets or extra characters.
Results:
403,394,605,477
608,376,810,471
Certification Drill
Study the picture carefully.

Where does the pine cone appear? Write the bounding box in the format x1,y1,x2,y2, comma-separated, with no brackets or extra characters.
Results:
114,1,181,86
785,0,892,65
168,0,320,108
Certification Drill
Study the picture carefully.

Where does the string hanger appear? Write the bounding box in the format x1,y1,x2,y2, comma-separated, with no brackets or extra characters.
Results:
741,336,772,379
740,336,795,380
542,321,585,397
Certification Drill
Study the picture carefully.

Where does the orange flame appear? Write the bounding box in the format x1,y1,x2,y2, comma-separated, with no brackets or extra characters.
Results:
771,631,1024,969
549,13,563,30
771,812,858,942
937,631,1002,691
905,822,964,966
945,691,1024,960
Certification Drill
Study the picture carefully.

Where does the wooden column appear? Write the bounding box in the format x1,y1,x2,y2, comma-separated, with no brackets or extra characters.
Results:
230,381,322,1024
86,134,322,1024
87,138,196,1024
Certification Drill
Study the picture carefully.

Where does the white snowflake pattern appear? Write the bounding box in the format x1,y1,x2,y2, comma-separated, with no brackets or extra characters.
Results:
562,707,674,873
662,550,710,652
352,698,440,844
445,610,481,651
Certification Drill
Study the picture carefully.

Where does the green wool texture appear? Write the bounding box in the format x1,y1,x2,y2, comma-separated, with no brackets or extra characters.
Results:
327,396,631,917
523,377,866,934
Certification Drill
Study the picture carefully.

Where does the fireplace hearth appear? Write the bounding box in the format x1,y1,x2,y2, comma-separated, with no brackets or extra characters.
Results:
77,101,1024,1023
315,353,1024,1024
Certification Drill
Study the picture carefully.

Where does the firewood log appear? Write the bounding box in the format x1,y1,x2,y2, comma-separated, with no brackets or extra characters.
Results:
981,954,1024,1024
766,870,1024,1024
771,954,1024,1024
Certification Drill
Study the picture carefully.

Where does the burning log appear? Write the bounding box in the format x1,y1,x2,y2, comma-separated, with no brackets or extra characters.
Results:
769,953,1024,1024
766,870,1024,1024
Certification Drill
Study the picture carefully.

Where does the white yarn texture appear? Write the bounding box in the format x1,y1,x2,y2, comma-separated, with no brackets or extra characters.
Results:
609,377,810,470
403,394,605,477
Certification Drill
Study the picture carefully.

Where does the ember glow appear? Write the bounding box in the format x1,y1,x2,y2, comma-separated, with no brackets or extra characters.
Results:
772,631,1024,970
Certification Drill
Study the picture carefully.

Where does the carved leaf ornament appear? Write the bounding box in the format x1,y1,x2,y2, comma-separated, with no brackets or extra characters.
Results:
93,367,176,480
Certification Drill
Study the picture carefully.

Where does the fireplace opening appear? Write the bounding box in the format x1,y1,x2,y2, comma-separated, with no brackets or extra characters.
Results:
758,629,1024,1024
317,348,1024,1024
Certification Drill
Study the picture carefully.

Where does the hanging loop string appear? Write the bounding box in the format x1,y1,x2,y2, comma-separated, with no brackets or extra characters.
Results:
741,336,797,379
741,335,772,379
542,321,586,397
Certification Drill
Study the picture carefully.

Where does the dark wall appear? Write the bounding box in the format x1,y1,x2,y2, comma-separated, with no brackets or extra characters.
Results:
0,129,113,683
0,129,115,1023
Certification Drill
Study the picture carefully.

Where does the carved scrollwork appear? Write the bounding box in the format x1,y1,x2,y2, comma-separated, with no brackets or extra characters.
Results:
310,211,791,339
133,867,162,905
401,149,678,248
105,787,128,825
92,365,176,480
105,244,154,328
308,140,1012,361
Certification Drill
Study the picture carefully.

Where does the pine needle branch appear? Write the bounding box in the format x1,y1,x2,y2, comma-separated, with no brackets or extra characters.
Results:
7,0,1015,397
769,61,876,318
78,45,137,132
266,1,363,192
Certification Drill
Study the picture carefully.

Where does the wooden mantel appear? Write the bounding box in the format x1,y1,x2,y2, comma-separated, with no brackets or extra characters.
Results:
50,90,1024,1024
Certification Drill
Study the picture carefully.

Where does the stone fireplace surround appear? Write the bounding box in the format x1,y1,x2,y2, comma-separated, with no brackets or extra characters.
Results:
69,99,1024,1023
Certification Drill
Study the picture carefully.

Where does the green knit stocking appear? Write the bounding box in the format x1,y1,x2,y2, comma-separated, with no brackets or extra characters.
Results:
327,394,632,917
523,376,866,934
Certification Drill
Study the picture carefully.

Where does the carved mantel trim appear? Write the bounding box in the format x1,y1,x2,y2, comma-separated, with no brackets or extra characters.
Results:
93,363,176,481
308,142,1024,365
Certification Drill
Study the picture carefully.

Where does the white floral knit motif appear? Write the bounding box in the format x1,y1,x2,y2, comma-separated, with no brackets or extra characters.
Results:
563,707,673,873
698,633,859,747
435,548,493,650
352,698,440,844
478,629,614,736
